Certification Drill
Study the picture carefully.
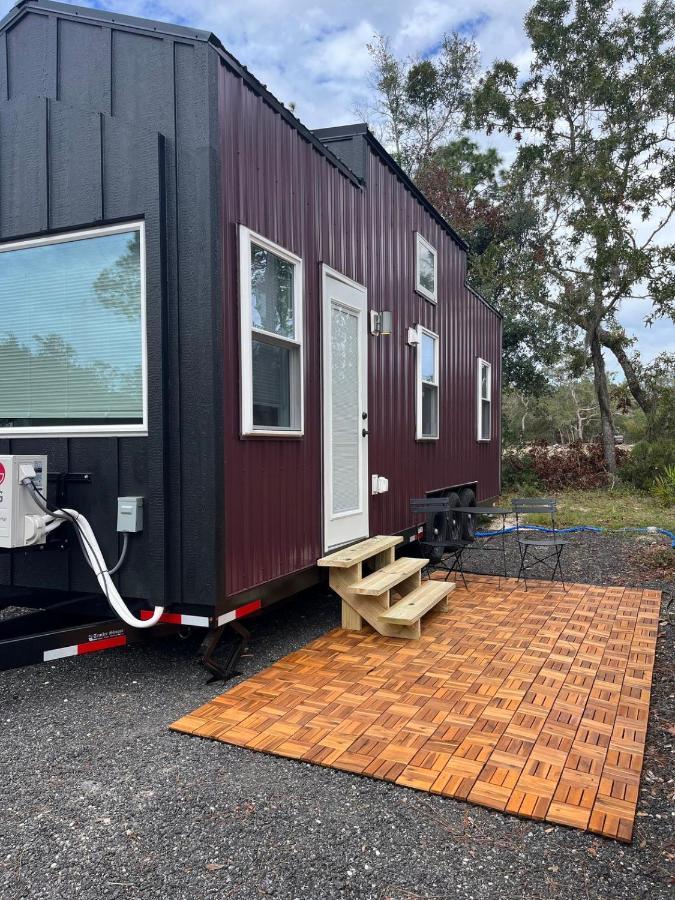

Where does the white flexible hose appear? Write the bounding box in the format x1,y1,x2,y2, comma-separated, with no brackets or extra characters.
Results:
24,485,163,628
59,508,164,628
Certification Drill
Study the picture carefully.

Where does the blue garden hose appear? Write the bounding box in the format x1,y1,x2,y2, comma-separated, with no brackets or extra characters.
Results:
475,523,675,549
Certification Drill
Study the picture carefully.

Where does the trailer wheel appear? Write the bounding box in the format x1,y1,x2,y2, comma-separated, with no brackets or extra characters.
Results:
428,508,447,563
446,491,462,542
458,487,477,541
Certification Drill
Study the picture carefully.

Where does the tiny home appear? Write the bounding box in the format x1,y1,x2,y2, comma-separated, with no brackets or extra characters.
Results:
0,0,501,668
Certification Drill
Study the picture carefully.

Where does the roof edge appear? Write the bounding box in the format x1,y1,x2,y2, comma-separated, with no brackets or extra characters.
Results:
1,0,213,41
314,123,469,253
0,1,362,190
206,34,362,189
465,281,502,319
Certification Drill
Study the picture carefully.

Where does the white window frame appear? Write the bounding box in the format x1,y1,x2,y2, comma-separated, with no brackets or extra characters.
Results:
0,220,148,439
239,225,304,437
477,358,492,442
415,232,438,303
416,325,440,441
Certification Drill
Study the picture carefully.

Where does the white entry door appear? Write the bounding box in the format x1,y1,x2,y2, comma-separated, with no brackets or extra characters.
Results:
322,266,369,551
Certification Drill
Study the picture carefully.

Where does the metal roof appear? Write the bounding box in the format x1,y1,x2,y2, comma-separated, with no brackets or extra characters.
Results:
315,123,470,252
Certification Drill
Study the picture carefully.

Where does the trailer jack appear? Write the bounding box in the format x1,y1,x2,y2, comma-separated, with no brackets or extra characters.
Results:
199,620,250,684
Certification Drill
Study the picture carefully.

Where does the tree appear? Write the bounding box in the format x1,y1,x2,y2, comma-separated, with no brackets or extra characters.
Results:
418,138,568,393
472,0,675,473
362,33,479,178
94,232,141,320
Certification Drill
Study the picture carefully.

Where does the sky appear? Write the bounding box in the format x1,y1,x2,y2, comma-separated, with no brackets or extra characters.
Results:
2,0,673,367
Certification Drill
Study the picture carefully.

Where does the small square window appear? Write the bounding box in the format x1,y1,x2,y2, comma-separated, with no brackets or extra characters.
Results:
416,326,439,439
477,358,492,441
240,227,303,436
415,233,437,303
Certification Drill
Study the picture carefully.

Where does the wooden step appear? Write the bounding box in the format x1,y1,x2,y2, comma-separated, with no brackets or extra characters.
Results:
318,535,403,569
348,557,428,596
380,580,454,625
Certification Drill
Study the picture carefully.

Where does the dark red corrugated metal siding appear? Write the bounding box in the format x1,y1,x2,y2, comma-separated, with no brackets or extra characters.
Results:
219,63,501,597
364,149,501,536
219,65,366,596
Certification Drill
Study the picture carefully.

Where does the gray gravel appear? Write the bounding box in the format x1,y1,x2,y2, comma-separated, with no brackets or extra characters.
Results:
1,532,673,900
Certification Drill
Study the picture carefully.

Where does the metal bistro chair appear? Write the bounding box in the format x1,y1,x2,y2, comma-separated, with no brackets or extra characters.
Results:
410,497,471,588
512,498,568,591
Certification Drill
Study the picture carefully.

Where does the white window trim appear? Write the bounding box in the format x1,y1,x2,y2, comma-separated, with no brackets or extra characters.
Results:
239,225,304,437
0,220,148,439
414,232,438,304
416,324,440,441
477,357,492,442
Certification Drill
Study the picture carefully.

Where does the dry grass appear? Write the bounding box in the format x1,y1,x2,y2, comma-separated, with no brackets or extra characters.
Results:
499,485,675,532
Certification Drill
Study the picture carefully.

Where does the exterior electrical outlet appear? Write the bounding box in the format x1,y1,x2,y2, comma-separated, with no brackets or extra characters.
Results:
117,497,144,533
0,455,48,548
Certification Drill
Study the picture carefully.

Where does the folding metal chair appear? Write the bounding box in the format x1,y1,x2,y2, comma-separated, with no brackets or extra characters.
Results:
512,498,568,591
409,497,472,588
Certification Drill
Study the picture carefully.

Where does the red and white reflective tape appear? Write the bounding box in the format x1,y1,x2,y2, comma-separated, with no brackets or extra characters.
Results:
139,610,210,628
409,526,425,542
44,634,127,662
216,599,262,627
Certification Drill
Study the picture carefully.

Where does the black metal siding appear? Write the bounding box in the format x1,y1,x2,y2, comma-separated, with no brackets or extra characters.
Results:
0,4,222,608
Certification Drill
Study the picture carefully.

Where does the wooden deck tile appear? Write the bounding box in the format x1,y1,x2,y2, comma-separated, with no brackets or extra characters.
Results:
171,575,659,844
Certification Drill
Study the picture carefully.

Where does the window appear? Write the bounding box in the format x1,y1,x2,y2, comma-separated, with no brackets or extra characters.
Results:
416,326,439,440
415,233,437,303
239,226,303,435
477,358,492,441
0,222,147,437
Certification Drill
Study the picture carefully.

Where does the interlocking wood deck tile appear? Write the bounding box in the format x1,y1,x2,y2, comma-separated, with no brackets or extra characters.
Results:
171,575,660,843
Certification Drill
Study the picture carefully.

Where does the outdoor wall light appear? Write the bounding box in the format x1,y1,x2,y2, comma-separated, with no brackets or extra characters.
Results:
370,310,393,336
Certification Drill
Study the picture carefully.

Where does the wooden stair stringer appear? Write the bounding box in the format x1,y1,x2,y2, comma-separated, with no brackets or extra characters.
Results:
344,591,421,640
322,536,449,640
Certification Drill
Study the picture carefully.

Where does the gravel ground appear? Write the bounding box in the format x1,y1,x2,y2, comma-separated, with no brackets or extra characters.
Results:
0,531,673,900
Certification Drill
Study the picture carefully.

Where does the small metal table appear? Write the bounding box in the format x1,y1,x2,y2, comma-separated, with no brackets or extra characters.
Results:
454,506,511,583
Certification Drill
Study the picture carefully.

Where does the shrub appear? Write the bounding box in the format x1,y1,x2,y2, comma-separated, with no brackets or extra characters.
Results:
620,439,675,491
529,440,627,491
650,465,675,507
501,450,542,493
647,386,675,441
502,440,627,492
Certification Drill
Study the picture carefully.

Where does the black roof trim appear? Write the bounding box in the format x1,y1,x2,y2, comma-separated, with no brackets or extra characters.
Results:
314,123,469,252
465,281,502,319
0,0,362,189
0,0,212,40
205,34,362,188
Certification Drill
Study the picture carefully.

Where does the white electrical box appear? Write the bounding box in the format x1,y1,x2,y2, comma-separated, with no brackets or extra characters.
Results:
0,455,48,549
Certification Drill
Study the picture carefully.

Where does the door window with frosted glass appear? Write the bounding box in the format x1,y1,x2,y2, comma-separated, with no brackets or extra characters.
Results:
331,302,360,514
0,223,146,434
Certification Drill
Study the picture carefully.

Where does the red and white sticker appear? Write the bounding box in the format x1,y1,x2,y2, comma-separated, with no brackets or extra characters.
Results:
217,599,262,627
0,462,5,486
139,610,210,627
43,634,127,662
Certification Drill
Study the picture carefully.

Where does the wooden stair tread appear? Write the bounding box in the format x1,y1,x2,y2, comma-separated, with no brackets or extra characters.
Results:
318,535,403,568
380,580,454,625
348,557,428,596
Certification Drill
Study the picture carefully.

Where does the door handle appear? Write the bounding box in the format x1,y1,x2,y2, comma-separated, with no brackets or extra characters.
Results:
362,428,369,437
